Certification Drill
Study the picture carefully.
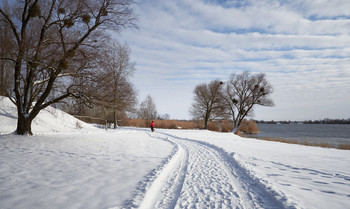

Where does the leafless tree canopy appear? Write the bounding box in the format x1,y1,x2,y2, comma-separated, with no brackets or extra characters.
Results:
0,0,137,135
189,80,225,129
138,95,158,121
92,42,137,128
221,71,274,132
190,72,274,132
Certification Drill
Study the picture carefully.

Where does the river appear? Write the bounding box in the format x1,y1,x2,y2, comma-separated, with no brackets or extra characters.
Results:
244,124,350,148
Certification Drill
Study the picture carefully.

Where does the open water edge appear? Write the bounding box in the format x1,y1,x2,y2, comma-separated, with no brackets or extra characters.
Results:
244,124,350,148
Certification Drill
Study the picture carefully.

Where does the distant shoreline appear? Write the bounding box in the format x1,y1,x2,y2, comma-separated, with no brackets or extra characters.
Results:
256,119,350,125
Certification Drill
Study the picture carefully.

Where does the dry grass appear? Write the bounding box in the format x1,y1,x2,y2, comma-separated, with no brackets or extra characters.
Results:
122,119,200,129
118,118,257,133
252,137,350,150
338,144,350,150
122,119,235,132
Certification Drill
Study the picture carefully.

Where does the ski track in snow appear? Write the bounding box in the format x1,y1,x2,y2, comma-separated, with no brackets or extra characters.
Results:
122,131,292,209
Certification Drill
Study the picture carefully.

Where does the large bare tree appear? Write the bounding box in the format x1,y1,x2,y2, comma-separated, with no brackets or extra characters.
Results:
221,71,274,133
190,80,225,129
0,0,136,135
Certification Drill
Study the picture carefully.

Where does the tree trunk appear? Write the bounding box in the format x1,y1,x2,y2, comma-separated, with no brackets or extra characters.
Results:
232,116,239,134
113,109,117,129
203,117,209,129
233,117,244,134
103,106,108,129
203,111,210,129
16,115,33,135
232,125,238,134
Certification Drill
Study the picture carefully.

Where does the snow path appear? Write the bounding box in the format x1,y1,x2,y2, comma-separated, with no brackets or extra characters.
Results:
131,131,289,209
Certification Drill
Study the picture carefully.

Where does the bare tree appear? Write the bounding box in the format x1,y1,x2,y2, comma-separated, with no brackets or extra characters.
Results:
190,80,225,129
221,71,274,133
0,0,136,135
159,113,170,120
138,95,158,122
94,42,137,128
64,42,137,128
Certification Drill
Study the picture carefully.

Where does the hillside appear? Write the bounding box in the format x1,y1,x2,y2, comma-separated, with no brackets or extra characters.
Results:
0,96,96,134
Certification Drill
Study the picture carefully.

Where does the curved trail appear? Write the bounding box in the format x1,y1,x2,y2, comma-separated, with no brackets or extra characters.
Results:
128,131,288,209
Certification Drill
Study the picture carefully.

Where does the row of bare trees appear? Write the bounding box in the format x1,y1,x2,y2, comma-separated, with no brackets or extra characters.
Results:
0,0,137,135
190,71,274,132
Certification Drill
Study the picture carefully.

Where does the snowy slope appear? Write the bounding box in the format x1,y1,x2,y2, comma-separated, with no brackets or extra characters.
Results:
0,96,97,134
1,97,350,209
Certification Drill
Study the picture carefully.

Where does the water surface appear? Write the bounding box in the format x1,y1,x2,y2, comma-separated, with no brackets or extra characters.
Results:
245,124,350,147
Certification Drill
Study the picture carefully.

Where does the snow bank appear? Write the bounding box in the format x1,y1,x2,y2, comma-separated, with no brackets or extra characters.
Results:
0,96,96,134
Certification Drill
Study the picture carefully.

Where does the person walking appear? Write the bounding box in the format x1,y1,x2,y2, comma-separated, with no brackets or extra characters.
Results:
150,121,155,132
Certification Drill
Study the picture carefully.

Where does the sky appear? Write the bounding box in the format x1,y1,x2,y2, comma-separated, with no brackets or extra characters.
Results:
117,0,350,121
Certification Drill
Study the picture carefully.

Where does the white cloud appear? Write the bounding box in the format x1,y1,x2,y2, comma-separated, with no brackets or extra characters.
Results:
118,0,350,120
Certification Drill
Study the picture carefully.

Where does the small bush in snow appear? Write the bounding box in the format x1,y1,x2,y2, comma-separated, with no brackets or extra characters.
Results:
76,121,83,129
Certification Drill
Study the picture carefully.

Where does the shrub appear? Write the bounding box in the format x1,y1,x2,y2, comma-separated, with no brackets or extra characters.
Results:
75,121,83,129
238,120,259,134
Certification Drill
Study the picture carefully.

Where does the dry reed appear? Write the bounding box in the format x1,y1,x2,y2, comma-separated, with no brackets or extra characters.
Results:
252,137,350,150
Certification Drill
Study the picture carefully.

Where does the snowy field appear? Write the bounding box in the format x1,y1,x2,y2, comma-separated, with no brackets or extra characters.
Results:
0,97,349,209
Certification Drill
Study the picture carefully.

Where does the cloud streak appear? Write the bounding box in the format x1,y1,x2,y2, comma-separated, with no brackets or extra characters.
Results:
118,0,350,120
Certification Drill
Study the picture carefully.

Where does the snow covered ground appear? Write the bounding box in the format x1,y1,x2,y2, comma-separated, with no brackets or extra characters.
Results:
1,97,349,209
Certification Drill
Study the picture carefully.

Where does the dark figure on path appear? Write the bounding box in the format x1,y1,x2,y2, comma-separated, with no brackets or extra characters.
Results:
151,121,155,132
